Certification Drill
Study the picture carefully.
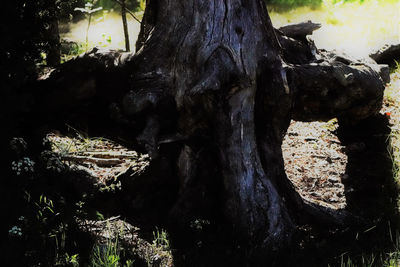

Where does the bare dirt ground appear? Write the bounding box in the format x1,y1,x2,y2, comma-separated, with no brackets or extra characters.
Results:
283,119,347,210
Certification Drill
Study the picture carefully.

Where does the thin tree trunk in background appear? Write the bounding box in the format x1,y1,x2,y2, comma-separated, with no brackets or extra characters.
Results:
85,14,92,52
121,0,130,52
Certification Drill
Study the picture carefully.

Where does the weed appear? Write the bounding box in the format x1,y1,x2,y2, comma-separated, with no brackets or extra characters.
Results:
90,237,121,267
89,223,134,267
152,228,170,250
74,0,103,51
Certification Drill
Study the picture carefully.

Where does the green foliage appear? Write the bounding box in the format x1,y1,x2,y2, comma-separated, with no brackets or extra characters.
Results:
3,137,94,265
98,0,141,12
266,0,397,12
266,0,322,11
152,228,170,250
91,238,121,267
74,0,104,51
90,226,134,267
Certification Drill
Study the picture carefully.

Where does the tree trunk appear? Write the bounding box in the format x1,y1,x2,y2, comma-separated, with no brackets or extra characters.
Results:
46,6,61,67
120,0,130,52
129,0,299,248
26,0,389,251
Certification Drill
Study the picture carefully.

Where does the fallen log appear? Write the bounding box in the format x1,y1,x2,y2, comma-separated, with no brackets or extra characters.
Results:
72,151,138,159
278,20,321,41
370,43,400,65
62,154,125,167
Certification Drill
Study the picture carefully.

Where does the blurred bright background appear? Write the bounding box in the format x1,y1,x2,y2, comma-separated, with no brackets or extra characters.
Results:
62,0,399,59
270,0,400,59
62,10,141,52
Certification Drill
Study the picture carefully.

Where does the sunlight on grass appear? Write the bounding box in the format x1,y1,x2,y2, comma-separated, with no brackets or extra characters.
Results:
62,10,142,52
270,0,400,59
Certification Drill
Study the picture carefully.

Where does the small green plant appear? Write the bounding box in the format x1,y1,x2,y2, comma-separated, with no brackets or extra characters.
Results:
99,33,112,47
55,253,80,267
90,223,135,267
152,228,170,250
35,194,57,221
74,0,103,51
90,237,120,267
61,42,87,63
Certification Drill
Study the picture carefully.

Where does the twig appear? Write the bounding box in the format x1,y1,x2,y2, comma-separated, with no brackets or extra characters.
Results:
97,215,121,224
114,0,141,23
62,154,125,167
72,151,137,159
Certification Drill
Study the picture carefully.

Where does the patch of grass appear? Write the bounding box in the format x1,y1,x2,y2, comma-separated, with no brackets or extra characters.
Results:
267,0,322,12
90,237,122,267
45,126,114,156
89,222,135,267
152,227,170,251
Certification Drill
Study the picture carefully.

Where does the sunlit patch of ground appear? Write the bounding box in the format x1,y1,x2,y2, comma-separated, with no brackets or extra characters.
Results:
62,11,142,52
282,119,347,209
46,133,149,184
270,0,400,59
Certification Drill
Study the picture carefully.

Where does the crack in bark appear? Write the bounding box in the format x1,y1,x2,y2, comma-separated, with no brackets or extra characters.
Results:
207,0,217,47
222,0,229,42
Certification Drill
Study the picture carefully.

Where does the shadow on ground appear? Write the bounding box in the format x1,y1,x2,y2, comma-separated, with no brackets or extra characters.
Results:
101,114,400,267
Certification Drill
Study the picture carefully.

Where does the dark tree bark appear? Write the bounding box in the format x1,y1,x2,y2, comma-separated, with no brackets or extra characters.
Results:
46,3,61,67
370,43,400,65
24,0,390,252
46,19,61,67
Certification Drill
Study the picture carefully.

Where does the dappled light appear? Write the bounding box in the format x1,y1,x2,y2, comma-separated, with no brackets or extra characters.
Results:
62,11,141,51
270,1,400,58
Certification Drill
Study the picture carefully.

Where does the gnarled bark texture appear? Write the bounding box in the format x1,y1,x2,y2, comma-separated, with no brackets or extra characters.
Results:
24,0,390,251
